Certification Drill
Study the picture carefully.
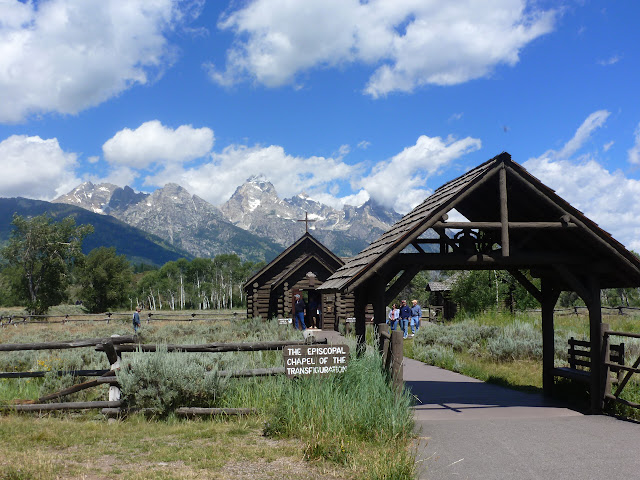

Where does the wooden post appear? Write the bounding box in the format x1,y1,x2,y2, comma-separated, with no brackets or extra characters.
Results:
499,165,510,257
600,323,612,409
391,330,404,392
354,286,367,357
541,277,559,397
107,335,122,403
587,275,603,414
371,275,387,355
379,323,391,370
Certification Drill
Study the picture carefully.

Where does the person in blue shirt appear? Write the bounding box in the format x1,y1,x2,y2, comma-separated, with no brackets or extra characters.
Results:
411,299,422,335
132,306,141,334
293,294,306,330
399,300,412,339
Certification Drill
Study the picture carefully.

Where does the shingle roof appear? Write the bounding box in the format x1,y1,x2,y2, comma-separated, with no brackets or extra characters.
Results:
319,152,640,293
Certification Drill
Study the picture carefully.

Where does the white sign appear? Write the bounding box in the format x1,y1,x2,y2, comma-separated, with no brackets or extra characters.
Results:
283,344,350,378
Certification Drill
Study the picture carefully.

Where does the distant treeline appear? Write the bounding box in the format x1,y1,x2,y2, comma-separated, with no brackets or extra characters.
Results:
0,213,263,314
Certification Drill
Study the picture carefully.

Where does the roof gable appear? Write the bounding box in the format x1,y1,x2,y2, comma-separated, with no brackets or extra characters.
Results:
244,232,344,289
320,152,640,292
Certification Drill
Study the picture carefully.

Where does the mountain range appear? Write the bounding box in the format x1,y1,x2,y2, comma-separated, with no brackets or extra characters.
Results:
42,176,401,261
50,177,402,261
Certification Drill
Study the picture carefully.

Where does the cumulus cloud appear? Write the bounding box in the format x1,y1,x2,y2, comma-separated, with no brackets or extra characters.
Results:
102,121,214,168
356,134,482,212
210,0,555,97
524,112,640,250
0,135,80,200
146,143,355,206
0,0,202,123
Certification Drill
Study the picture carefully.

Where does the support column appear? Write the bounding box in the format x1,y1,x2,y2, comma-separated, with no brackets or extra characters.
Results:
587,275,603,414
370,275,387,356
541,277,560,397
354,286,367,357
499,165,510,257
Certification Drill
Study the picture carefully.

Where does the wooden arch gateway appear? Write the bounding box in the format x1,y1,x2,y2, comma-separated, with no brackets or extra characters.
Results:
318,152,640,413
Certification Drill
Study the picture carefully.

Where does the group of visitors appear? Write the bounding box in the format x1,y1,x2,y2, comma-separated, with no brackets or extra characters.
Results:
293,293,322,330
388,299,422,339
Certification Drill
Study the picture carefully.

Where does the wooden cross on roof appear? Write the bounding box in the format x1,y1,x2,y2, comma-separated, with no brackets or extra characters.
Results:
297,212,316,233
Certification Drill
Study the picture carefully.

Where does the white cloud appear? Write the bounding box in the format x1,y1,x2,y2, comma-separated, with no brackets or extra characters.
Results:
628,123,640,165
357,140,371,150
0,135,80,200
0,0,202,123
356,134,481,212
146,143,356,206
102,121,214,168
598,54,621,66
211,0,555,97
524,112,640,251
556,110,610,159
603,141,614,152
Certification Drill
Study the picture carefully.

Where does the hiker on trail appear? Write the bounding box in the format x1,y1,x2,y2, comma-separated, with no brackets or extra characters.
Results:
294,294,306,330
399,300,412,339
411,299,422,334
133,306,141,334
388,304,399,331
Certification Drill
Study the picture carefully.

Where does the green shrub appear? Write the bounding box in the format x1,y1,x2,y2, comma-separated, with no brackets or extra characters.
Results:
117,347,227,415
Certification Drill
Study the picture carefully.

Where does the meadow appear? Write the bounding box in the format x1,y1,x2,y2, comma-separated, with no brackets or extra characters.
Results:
0,307,416,480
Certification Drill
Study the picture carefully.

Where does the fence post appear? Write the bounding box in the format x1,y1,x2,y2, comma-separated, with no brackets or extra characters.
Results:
391,330,403,393
378,323,390,370
106,335,122,403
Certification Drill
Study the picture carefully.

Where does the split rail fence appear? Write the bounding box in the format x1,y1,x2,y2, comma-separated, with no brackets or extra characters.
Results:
0,311,244,328
0,335,327,416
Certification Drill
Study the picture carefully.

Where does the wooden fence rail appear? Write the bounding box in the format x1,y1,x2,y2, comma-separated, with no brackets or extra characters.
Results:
603,328,640,410
0,336,327,415
0,311,244,327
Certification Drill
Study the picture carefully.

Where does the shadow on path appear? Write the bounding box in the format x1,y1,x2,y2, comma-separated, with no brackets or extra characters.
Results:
404,358,640,480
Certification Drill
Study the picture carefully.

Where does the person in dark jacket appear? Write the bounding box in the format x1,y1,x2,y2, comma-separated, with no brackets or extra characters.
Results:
294,294,306,330
132,306,141,334
399,300,411,339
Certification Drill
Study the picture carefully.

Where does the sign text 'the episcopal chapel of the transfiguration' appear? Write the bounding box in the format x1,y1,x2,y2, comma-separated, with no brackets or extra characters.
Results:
283,344,350,378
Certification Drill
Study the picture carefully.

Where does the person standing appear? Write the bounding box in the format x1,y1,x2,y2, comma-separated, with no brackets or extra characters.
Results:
308,295,318,329
388,304,399,331
399,300,411,339
293,294,306,330
132,306,141,334
411,299,422,335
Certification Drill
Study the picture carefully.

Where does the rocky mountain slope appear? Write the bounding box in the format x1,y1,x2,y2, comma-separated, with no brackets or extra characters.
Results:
0,197,191,266
53,178,403,259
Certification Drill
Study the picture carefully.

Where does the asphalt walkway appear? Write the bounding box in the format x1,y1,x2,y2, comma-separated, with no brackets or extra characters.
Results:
404,357,640,480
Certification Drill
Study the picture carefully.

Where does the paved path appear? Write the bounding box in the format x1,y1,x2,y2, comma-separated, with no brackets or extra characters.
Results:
404,357,640,480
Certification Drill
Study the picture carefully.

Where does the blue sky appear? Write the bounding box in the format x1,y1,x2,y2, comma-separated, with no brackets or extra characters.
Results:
1,1,640,248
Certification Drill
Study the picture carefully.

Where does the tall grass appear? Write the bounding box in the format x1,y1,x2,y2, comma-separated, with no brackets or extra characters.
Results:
264,350,416,479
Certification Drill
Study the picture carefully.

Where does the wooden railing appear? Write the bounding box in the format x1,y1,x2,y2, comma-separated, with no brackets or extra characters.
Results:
0,311,243,327
603,329,640,410
0,335,326,415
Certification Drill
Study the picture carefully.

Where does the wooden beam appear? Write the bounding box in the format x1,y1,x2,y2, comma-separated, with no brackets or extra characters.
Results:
541,277,560,397
587,275,603,414
552,265,592,305
508,269,542,304
506,164,640,280
500,165,510,257
354,286,367,357
394,252,590,270
384,266,421,304
347,163,503,292
430,221,578,229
